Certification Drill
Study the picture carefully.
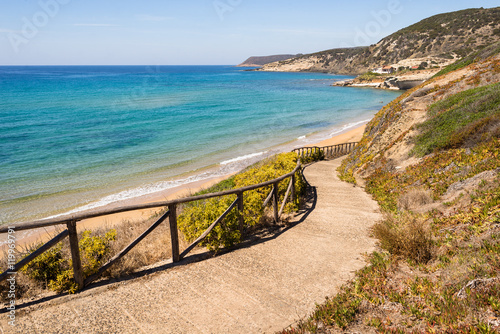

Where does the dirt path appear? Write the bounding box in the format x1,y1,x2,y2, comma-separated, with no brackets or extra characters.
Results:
2,158,381,334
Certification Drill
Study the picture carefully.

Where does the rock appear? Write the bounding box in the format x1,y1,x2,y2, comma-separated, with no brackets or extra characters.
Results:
457,278,499,298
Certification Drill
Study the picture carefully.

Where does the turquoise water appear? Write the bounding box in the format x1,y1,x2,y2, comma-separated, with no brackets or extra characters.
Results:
0,66,401,224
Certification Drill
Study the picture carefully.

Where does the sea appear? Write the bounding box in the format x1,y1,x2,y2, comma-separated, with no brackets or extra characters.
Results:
0,65,401,225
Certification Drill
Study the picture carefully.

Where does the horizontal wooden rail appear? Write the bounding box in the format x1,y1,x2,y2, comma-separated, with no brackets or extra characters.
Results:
293,142,358,161
0,164,302,234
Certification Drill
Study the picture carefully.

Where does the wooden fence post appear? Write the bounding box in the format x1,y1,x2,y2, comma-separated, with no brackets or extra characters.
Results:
67,220,84,290
237,191,244,234
169,204,180,262
273,181,279,223
291,174,296,203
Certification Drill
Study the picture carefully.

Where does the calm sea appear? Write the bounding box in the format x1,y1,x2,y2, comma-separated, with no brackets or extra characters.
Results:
0,66,401,224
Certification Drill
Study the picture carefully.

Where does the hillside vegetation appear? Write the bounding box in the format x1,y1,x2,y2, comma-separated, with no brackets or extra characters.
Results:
260,7,500,75
237,54,301,67
281,43,500,332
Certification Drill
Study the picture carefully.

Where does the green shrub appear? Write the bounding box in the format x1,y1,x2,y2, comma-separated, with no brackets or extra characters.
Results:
194,177,236,195
21,229,116,293
312,292,361,329
79,229,117,277
178,153,305,252
234,152,305,225
20,243,64,286
357,71,383,81
48,269,78,294
178,195,241,252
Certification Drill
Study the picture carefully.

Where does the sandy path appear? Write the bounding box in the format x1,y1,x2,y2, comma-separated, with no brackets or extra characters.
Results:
1,157,380,334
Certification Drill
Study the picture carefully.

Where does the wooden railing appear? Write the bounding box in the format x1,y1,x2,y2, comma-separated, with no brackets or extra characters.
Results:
293,142,358,160
292,142,358,159
0,162,301,290
0,142,358,291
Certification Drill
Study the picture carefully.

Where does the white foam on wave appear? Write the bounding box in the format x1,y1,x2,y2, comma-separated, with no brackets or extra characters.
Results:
44,151,272,220
329,119,371,137
220,151,267,165
292,118,371,149
45,172,220,220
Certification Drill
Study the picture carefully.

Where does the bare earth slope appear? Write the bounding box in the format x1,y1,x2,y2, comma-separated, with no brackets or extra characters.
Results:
2,158,381,334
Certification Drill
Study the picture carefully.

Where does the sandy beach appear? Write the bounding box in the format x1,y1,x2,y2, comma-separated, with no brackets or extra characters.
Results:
307,123,366,147
1,124,367,251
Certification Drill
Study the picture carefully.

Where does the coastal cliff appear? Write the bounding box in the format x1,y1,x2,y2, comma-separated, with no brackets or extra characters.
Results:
340,42,500,181
236,54,301,67
282,42,500,332
257,7,500,75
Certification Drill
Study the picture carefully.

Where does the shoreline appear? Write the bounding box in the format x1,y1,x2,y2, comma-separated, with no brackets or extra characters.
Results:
1,123,367,250
306,123,366,147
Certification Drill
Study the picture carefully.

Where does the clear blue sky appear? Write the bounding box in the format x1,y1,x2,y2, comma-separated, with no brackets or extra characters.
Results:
0,0,498,65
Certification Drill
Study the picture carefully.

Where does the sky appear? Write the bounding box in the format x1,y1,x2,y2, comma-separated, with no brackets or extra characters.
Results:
0,0,498,65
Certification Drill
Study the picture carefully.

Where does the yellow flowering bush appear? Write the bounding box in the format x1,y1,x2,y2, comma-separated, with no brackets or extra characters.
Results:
21,229,116,293
178,152,305,252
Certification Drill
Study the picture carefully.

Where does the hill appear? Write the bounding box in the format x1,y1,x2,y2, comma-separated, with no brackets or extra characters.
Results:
259,7,500,75
236,54,301,67
282,42,500,332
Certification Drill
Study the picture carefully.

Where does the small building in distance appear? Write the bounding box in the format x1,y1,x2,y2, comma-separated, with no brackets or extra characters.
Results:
373,65,396,74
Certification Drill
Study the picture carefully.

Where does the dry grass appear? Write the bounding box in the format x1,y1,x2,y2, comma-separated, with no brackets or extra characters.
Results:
99,211,188,278
372,213,434,264
397,187,433,211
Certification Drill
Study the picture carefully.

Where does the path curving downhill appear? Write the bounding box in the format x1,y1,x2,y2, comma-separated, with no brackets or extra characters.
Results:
2,157,381,334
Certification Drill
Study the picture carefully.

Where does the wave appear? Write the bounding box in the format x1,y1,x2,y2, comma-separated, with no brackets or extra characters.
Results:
220,151,267,165
329,119,371,137
44,151,273,220
44,173,216,219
